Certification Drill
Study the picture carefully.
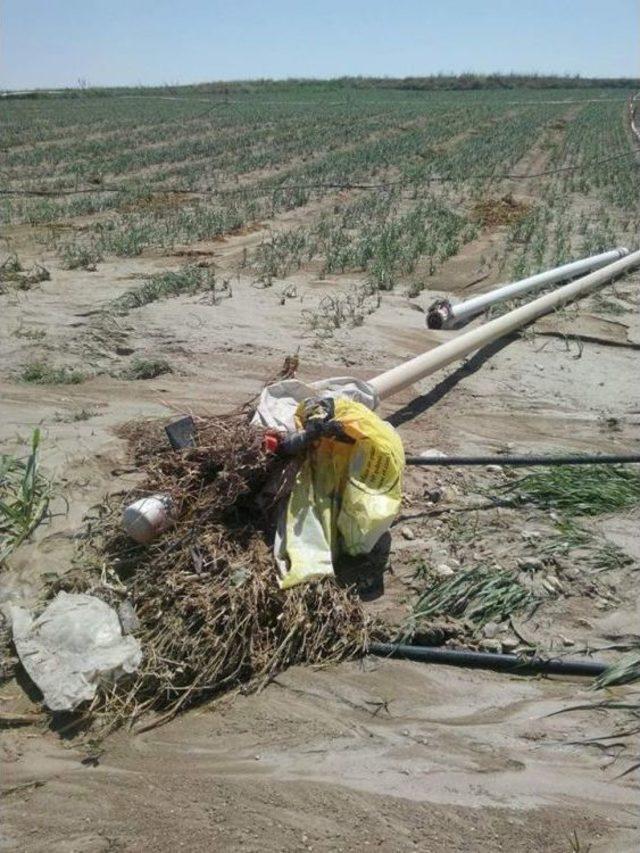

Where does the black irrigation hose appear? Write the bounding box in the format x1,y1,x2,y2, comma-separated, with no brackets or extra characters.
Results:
405,453,640,467
370,642,607,677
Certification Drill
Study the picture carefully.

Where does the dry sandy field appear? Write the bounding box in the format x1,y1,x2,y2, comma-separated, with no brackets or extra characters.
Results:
1,83,639,851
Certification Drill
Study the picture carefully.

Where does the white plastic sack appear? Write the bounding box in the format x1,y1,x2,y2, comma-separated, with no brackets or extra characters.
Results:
251,376,378,432
11,592,142,712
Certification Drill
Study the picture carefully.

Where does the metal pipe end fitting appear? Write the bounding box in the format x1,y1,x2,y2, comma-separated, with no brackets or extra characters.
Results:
426,300,453,330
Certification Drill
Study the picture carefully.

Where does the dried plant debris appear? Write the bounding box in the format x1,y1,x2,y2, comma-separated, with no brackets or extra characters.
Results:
0,253,50,290
55,412,370,732
471,195,532,228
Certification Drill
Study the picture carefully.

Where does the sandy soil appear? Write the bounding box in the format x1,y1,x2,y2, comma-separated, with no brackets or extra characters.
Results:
1,166,640,849
2,661,638,852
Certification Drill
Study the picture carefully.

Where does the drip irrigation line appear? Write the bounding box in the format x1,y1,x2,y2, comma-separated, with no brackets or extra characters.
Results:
405,453,640,467
2,148,637,198
369,642,608,677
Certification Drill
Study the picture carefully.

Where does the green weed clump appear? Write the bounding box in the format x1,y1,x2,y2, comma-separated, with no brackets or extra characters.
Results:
595,651,640,688
19,361,86,385
410,565,535,633
111,266,215,312
58,241,103,270
535,517,632,572
0,429,51,562
503,465,640,516
121,357,172,380
302,282,381,337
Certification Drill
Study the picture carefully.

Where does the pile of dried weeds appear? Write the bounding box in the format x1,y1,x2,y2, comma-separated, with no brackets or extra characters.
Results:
60,412,370,732
472,194,532,228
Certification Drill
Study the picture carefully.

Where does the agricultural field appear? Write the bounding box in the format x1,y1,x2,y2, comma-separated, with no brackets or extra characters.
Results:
1,82,640,851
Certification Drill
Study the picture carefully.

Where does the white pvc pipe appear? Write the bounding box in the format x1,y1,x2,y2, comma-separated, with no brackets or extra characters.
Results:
372,248,640,400
427,247,629,329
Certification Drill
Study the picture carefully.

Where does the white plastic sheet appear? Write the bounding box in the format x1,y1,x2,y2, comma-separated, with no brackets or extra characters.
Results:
11,592,142,711
251,376,378,432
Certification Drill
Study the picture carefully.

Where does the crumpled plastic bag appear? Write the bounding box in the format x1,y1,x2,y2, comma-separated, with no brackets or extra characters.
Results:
251,376,378,432
275,397,404,589
10,591,142,711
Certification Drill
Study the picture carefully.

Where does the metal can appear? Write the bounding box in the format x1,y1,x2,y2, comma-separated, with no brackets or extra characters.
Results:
122,494,174,544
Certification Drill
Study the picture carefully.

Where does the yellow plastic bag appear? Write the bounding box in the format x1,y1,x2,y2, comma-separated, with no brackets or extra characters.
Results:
277,398,404,589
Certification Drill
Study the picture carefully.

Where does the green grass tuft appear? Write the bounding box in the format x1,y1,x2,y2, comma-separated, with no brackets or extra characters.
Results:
410,565,536,634
58,241,103,270
595,651,640,688
535,517,633,573
121,357,172,380
0,429,51,562
111,266,216,312
501,464,640,516
19,361,86,385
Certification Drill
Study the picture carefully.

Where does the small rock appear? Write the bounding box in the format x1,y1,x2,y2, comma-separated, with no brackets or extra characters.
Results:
482,621,501,639
521,530,542,540
535,363,544,371
501,637,519,652
517,557,544,572
485,464,503,473
117,599,139,634
544,574,563,592
419,448,447,458
479,639,503,653
518,571,534,589
401,526,415,541
435,563,455,579
441,485,459,502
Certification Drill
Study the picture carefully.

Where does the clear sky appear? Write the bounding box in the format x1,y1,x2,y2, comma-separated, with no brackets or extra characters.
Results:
2,0,639,90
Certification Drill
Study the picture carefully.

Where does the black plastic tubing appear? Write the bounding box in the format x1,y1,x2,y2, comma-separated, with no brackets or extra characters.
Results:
369,642,607,677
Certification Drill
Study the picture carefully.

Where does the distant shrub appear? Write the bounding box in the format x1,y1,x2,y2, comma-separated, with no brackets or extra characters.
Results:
19,361,85,385
121,358,172,380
